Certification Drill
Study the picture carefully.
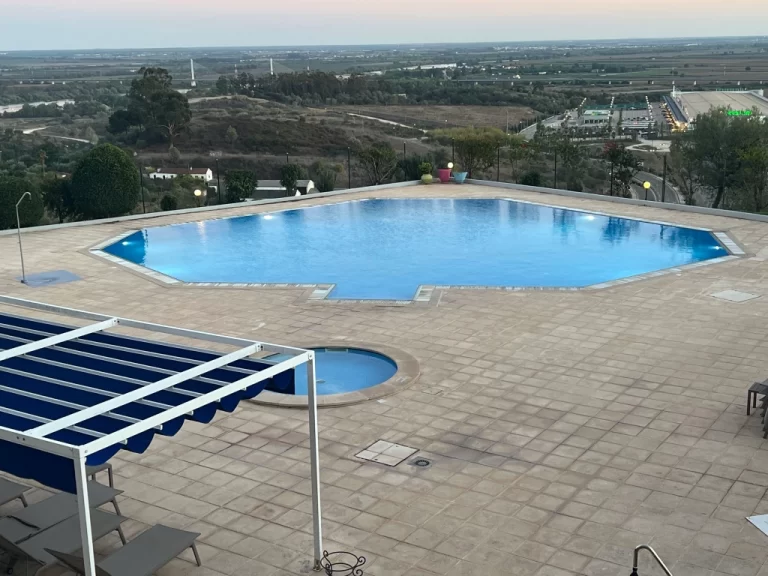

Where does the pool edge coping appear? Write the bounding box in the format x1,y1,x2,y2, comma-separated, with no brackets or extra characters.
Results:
250,342,420,408
85,195,748,302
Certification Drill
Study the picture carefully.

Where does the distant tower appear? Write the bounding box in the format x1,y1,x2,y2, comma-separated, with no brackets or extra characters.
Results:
190,59,196,87
270,58,274,76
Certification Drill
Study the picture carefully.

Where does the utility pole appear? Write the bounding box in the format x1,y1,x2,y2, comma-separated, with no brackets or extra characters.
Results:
506,109,509,134
285,153,289,165
347,147,351,189
661,155,667,203
451,139,455,165
497,146,500,181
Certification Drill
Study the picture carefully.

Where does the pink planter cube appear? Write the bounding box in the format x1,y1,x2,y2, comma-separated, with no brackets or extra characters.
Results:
437,168,452,183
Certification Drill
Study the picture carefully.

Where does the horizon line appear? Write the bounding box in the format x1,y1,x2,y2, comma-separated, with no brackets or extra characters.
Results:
2,33,767,55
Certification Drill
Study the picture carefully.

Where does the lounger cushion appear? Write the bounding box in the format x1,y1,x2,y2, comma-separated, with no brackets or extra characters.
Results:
19,509,125,567
99,525,199,576
0,478,28,507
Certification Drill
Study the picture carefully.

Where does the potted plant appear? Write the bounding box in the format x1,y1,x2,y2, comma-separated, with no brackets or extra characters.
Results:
419,162,433,184
453,163,468,184
437,163,452,183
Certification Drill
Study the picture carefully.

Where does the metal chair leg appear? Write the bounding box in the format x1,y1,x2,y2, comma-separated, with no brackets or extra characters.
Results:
191,543,202,567
111,497,121,516
117,526,127,545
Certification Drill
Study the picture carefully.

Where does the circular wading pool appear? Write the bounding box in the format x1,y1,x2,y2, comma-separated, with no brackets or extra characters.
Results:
269,347,398,395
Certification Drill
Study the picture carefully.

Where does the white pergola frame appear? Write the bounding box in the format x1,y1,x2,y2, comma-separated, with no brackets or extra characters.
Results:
0,295,324,575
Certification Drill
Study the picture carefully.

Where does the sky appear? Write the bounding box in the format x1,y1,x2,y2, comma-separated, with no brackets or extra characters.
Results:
1,0,767,51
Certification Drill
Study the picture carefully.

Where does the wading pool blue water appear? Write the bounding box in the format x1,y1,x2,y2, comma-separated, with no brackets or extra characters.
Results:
268,348,397,395
105,198,725,300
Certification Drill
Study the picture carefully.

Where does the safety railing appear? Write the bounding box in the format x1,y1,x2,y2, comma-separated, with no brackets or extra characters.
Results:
630,545,673,576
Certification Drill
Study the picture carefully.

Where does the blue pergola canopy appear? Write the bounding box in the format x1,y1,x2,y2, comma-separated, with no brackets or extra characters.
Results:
0,298,307,493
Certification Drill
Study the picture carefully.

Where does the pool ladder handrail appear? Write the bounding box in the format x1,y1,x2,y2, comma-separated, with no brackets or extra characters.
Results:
630,545,673,576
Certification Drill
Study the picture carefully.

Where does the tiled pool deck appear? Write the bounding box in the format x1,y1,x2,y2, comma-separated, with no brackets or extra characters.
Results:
3,184,768,576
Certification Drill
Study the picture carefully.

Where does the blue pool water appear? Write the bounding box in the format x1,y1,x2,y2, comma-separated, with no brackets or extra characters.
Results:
269,348,397,395
105,198,725,300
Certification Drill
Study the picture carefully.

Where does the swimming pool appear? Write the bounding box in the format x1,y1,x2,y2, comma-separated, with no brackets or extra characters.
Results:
268,348,398,395
104,198,726,300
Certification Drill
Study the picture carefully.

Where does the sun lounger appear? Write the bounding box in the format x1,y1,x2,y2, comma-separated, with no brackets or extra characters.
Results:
46,524,201,576
0,479,28,509
87,463,114,488
0,482,122,544
748,380,768,415
0,509,125,575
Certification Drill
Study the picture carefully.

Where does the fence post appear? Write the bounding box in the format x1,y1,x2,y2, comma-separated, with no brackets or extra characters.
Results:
347,148,351,189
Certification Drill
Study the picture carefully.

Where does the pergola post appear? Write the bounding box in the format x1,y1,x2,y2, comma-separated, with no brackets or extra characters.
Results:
306,352,324,570
74,452,97,576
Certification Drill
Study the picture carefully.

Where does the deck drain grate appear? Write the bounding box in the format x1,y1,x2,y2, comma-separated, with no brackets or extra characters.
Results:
355,440,417,467
410,458,432,468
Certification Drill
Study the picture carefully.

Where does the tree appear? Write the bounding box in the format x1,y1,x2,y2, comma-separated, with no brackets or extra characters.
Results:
83,126,99,145
737,145,768,212
0,176,43,230
280,164,306,195
310,161,342,192
434,127,506,178
357,142,398,185
507,136,535,183
684,108,739,208
168,145,182,165
152,91,191,144
224,170,257,203
41,177,74,223
215,76,230,95
70,144,140,219
107,68,191,144
107,109,139,135
603,141,639,198
669,137,700,205
225,125,238,147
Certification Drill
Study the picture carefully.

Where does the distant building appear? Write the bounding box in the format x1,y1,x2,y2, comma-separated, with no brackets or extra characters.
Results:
148,168,213,182
578,109,612,126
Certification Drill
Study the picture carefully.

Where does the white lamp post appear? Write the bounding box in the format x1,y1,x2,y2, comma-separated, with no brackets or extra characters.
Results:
15,192,31,284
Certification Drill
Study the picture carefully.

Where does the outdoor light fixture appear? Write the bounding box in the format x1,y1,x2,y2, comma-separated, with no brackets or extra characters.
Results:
447,162,454,169
194,189,202,197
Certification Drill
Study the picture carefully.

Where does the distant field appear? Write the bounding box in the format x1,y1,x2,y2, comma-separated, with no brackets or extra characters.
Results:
335,105,536,130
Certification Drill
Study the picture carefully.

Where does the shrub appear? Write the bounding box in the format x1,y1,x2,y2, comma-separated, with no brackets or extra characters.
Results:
70,144,140,219
418,162,433,176
520,171,542,187
280,164,306,195
310,161,341,193
224,170,258,202
160,195,178,211
0,176,44,230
